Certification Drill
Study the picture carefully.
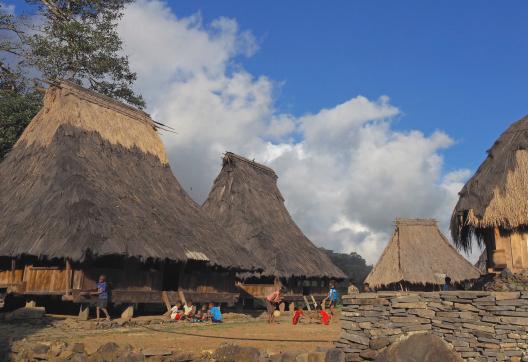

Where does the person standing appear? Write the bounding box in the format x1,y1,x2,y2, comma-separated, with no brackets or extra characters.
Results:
95,275,110,321
324,281,339,316
265,288,282,324
443,276,452,291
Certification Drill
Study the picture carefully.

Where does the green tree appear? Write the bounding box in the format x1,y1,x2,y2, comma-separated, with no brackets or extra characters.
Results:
0,87,42,159
26,0,144,108
0,3,42,160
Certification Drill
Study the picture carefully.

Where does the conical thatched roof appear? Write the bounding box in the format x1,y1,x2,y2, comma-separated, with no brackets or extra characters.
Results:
365,219,480,289
451,115,528,250
0,81,258,270
202,152,346,279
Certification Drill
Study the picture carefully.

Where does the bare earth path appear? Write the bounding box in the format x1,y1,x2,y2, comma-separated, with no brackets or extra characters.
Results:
0,313,340,356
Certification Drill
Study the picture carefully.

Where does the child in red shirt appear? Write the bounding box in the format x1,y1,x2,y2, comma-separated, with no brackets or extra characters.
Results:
319,308,331,325
292,306,304,325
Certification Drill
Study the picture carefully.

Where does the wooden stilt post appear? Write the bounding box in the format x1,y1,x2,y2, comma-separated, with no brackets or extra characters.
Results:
10,258,15,284
120,305,134,320
78,304,89,321
65,259,72,295
177,262,187,305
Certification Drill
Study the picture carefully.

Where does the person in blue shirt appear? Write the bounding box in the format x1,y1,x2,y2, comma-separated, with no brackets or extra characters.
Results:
443,276,452,291
95,274,110,321
323,281,339,316
208,302,223,323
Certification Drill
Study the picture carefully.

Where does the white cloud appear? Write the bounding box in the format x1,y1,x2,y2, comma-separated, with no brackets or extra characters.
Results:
118,1,474,265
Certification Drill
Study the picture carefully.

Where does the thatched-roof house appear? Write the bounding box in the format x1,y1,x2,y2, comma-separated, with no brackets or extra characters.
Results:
451,115,528,272
0,81,259,311
202,152,345,302
365,219,480,291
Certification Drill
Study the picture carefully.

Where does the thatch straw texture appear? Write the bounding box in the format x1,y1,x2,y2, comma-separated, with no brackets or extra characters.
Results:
451,115,528,250
202,152,346,279
475,249,488,274
365,219,480,289
0,81,259,270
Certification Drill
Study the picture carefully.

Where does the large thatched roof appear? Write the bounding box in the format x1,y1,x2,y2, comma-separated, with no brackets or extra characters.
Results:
365,219,480,289
202,152,346,279
0,81,259,270
451,115,528,250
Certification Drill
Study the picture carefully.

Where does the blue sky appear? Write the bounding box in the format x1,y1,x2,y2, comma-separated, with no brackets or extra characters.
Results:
6,0,528,262
170,1,528,173
9,0,528,176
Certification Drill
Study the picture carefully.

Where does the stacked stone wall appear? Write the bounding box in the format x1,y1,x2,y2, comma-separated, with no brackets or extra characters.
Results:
337,291,528,361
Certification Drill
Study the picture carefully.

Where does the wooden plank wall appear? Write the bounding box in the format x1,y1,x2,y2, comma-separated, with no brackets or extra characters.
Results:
510,231,528,271
0,269,23,286
80,266,162,291
179,270,236,293
23,266,69,293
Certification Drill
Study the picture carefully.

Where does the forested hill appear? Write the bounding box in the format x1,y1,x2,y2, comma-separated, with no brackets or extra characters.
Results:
320,248,372,287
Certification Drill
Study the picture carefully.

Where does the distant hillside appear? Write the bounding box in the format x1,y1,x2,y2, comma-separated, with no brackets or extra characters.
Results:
320,248,372,287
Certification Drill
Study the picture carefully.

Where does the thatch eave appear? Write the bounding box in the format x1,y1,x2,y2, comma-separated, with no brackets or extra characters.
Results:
451,114,528,249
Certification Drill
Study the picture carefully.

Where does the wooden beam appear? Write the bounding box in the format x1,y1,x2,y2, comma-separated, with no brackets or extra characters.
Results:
65,259,72,295
161,291,172,316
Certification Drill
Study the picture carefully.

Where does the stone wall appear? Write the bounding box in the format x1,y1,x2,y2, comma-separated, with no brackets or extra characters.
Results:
337,291,528,362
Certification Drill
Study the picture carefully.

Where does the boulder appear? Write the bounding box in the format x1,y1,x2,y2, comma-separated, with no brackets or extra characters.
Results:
70,343,86,354
116,352,145,362
212,344,263,362
374,334,464,362
314,347,345,362
141,348,172,357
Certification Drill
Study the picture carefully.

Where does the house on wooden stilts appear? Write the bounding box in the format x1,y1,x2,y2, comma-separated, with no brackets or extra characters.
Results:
452,115,528,273
365,219,480,291
0,81,259,315
202,152,346,307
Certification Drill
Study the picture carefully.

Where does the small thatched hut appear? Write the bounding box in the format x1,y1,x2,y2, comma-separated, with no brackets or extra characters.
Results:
451,115,528,273
365,219,480,291
0,81,259,311
202,152,346,303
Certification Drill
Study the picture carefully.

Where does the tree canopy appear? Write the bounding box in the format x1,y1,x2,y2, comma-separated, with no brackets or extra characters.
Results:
26,0,144,108
0,0,144,160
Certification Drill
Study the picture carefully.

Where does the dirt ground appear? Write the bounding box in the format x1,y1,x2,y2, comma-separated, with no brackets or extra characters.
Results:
1,311,340,356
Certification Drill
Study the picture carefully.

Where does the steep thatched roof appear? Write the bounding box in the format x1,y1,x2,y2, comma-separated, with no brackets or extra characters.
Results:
365,219,480,289
451,115,528,250
0,81,259,270
202,152,346,279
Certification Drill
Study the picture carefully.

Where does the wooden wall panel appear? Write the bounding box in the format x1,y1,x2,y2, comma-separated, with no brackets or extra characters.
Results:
0,269,23,286
23,267,68,292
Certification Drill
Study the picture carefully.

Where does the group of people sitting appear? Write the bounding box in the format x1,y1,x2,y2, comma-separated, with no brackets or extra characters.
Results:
169,301,223,323
265,281,340,326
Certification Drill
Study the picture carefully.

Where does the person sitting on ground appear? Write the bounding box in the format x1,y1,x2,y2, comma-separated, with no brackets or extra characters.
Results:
209,303,223,323
363,282,371,292
265,287,283,324
170,302,182,321
199,305,209,322
292,305,304,325
317,305,331,325
322,281,338,316
94,274,110,321
182,300,195,321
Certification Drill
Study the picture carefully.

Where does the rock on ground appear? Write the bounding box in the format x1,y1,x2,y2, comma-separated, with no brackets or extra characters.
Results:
374,333,464,362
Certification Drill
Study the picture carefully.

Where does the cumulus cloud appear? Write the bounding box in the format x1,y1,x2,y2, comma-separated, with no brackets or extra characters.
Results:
118,0,477,264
